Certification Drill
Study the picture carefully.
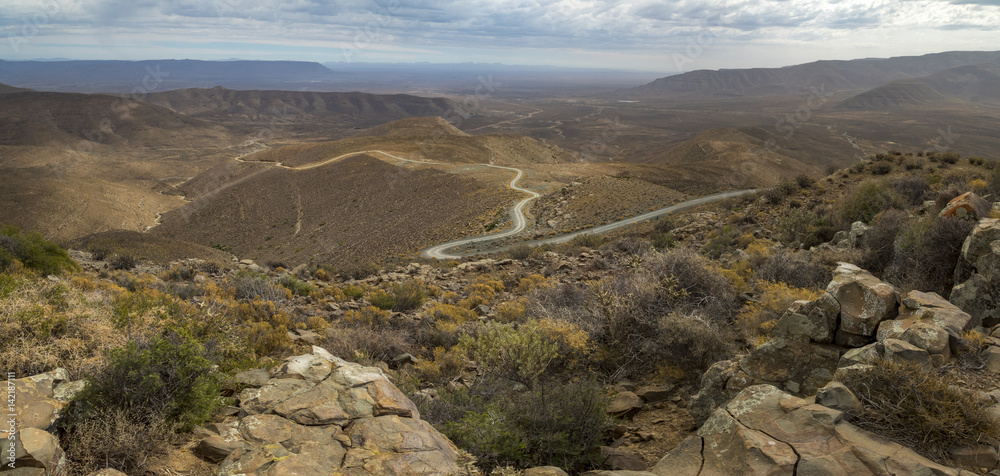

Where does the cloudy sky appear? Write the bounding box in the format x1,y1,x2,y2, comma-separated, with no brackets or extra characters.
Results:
1,0,999,72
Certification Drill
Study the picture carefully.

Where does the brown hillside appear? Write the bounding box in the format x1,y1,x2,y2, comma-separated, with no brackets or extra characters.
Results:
0,83,30,94
640,127,820,191
241,117,569,168
837,62,1000,110
624,50,1000,100
144,87,453,127
151,154,521,267
0,90,230,148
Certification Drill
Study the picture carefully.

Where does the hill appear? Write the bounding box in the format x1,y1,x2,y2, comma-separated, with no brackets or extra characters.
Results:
837,62,1000,110
632,127,821,191
143,87,454,128
238,116,569,168
0,59,338,93
0,90,229,148
0,83,31,94
151,154,521,268
624,50,1000,99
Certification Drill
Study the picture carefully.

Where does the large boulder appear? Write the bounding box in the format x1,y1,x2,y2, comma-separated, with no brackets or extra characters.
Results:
781,292,841,344
652,385,977,476
951,275,1000,328
951,219,1000,328
1,369,81,476
212,346,460,475
877,291,972,365
826,263,898,341
940,192,992,220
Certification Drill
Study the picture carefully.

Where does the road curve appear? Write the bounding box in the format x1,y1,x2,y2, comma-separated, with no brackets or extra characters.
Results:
423,164,540,259
235,149,444,169
422,188,757,259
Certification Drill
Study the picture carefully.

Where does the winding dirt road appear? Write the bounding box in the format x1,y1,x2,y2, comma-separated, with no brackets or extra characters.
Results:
421,189,756,259
237,148,755,261
236,150,443,169
423,164,540,259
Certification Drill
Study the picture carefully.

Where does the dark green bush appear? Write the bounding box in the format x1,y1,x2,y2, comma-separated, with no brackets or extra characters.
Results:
441,379,610,473
63,336,223,473
869,162,893,175
939,152,961,164
67,336,222,429
840,180,898,224
0,224,78,275
278,274,316,297
388,280,427,312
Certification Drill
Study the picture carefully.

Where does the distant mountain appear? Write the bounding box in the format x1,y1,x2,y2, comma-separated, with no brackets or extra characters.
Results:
143,87,453,126
0,59,338,93
624,51,1000,99
837,62,1000,110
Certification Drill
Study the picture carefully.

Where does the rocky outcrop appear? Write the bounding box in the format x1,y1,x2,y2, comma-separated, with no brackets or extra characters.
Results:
653,385,978,476
203,346,460,476
1,369,82,476
689,311,840,425
951,218,1000,328
826,263,899,345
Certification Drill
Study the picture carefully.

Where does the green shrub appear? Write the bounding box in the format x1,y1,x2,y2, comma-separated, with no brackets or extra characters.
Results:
886,216,974,296
0,224,78,275
342,284,365,300
441,379,610,473
651,233,676,250
63,336,223,473
394,281,428,311
869,162,892,175
277,274,316,297
66,336,222,430
939,152,961,164
777,208,838,249
840,360,1000,464
795,174,817,189
370,289,397,310
840,180,898,224
458,321,558,389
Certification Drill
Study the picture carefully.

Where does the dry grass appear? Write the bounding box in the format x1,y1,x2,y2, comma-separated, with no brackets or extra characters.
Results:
840,359,1000,464
0,272,128,378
